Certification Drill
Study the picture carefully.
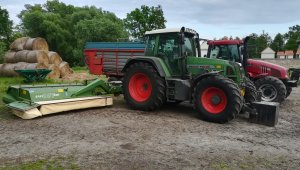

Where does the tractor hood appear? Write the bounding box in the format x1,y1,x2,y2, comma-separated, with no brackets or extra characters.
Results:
247,59,288,79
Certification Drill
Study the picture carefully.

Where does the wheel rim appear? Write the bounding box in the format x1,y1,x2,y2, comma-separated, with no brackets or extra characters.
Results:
259,84,277,102
129,73,152,102
201,87,227,114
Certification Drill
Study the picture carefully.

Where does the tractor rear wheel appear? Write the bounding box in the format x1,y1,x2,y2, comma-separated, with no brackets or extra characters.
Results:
123,62,166,111
193,75,243,123
244,77,258,103
286,85,292,98
255,76,286,103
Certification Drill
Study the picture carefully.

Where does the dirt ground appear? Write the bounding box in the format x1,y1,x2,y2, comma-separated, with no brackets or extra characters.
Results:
0,88,300,169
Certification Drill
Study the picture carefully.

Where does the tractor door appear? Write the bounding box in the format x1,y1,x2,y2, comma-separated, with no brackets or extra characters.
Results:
145,33,182,76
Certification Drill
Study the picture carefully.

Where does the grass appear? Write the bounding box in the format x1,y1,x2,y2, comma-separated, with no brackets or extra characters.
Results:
72,66,88,73
0,156,78,170
0,77,58,119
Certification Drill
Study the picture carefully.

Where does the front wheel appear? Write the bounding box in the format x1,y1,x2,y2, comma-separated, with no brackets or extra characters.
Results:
123,62,166,111
255,76,286,103
193,75,243,123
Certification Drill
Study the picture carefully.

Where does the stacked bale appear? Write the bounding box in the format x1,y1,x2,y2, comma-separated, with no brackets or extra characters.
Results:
59,62,74,77
0,37,73,79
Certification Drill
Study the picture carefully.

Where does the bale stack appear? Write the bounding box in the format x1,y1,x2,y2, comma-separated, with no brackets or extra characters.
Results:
0,37,73,79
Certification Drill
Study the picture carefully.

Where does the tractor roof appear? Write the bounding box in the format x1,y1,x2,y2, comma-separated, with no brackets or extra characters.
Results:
145,28,198,35
207,40,243,45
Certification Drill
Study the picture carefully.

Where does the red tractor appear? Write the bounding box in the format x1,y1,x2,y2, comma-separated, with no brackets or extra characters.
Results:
206,38,298,103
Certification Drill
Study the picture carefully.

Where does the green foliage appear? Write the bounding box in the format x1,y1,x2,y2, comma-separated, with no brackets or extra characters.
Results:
0,7,13,48
247,31,271,58
124,5,166,39
0,41,7,63
270,33,284,52
18,0,128,66
284,25,300,53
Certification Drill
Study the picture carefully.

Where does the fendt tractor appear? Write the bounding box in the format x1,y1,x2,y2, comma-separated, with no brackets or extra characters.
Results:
206,39,298,103
120,27,277,125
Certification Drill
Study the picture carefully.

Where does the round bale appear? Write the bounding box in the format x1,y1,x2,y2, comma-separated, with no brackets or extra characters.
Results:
47,64,60,79
47,51,62,66
26,50,49,66
4,51,16,63
59,61,73,78
24,37,49,51
10,37,30,51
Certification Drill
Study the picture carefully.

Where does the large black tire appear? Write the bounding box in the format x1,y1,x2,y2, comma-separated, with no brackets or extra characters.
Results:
255,76,286,103
244,77,258,103
193,75,243,123
123,62,166,111
286,85,292,98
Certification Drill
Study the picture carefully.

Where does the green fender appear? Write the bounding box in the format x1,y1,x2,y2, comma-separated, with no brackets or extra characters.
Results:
122,57,171,77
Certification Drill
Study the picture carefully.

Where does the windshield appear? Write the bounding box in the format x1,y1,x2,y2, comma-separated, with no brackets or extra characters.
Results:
209,44,240,62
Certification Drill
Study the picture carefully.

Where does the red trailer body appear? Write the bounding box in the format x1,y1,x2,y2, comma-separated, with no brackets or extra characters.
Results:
84,42,145,77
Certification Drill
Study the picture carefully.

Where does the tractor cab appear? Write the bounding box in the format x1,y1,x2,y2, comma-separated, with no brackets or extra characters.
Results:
144,27,244,85
144,27,199,76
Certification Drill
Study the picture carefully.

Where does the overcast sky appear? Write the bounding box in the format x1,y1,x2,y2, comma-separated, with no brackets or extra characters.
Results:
1,0,299,39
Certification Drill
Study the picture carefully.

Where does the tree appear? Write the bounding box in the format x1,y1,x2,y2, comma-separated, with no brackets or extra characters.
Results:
247,31,271,58
270,33,284,52
0,7,13,48
18,0,128,66
124,5,166,39
284,25,300,53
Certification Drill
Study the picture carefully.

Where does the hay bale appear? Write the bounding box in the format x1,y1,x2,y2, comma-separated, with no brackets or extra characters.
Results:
0,63,19,77
24,63,47,70
10,37,30,51
15,50,30,63
47,51,62,66
59,62,73,78
24,37,49,51
4,51,16,63
26,50,49,66
47,64,60,79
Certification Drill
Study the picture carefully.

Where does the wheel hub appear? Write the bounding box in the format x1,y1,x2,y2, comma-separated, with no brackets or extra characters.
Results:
210,95,221,105
201,87,227,114
259,84,277,102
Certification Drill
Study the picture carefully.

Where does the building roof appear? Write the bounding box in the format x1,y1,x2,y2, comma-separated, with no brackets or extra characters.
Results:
261,47,275,54
277,51,285,56
285,50,294,55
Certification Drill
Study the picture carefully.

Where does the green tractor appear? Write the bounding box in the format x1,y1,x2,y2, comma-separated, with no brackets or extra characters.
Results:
121,27,270,124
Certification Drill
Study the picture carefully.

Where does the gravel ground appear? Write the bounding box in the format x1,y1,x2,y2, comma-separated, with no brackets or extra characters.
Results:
0,88,300,169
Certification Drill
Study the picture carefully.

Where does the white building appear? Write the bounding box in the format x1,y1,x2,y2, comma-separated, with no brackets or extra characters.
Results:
285,50,294,59
277,51,285,59
200,42,208,57
261,47,275,59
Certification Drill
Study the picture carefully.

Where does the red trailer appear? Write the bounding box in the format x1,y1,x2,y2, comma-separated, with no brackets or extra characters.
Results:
84,42,145,79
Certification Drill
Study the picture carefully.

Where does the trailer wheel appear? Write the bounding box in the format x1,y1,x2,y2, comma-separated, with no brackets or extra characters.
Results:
255,76,286,103
286,85,292,98
244,77,258,103
193,75,243,123
123,62,166,111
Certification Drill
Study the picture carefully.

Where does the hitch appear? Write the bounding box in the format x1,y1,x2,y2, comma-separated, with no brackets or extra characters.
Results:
243,101,279,127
